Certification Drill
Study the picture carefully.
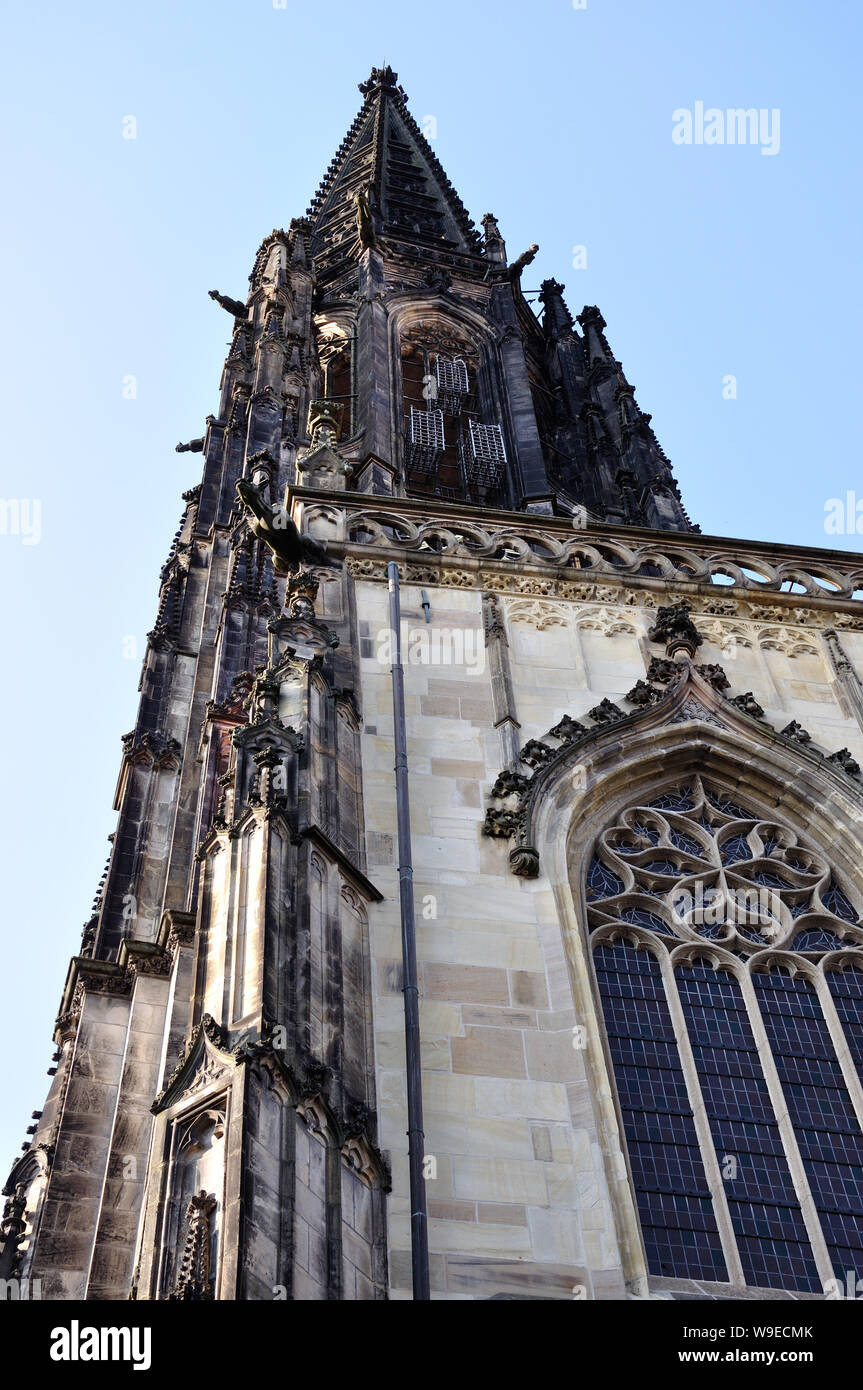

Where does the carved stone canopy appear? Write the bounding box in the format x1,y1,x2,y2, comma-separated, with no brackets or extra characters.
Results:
482,658,863,880
153,1015,233,1113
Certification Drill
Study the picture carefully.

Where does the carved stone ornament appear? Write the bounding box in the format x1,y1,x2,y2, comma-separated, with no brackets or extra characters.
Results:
587,698,626,726
509,845,540,878
478,655,836,878
646,656,681,686
626,679,664,708
728,691,765,719
490,769,530,799
286,570,319,618
781,720,812,745
696,662,731,692
153,1015,231,1112
548,714,587,743
167,1191,217,1301
519,739,556,770
235,477,341,576
648,602,703,658
827,747,862,779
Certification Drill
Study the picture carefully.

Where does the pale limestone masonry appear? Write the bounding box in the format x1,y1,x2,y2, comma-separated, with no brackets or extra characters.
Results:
334,550,863,1298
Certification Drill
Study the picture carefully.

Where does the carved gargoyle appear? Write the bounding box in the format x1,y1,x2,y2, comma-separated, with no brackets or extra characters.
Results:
353,189,378,250
208,289,248,319
509,244,539,281
175,438,204,453
235,478,340,575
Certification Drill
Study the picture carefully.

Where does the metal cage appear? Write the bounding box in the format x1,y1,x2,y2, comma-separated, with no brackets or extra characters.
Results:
406,406,446,476
461,419,507,488
434,356,469,415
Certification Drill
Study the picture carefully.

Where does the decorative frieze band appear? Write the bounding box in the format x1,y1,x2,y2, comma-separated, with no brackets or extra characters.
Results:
302,496,863,622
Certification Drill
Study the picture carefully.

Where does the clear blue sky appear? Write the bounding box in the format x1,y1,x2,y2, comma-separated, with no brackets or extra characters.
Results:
1,0,861,1163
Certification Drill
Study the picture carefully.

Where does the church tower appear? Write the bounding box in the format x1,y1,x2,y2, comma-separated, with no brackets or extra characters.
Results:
4,65,863,1302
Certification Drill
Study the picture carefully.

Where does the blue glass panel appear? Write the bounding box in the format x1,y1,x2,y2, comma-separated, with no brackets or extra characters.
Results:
822,883,858,923
632,821,660,844
791,928,846,952
641,860,678,877
594,941,727,1281
721,836,752,865
675,962,820,1293
669,828,706,858
586,856,623,900
827,965,863,1087
754,969,863,1280
752,870,792,890
706,790,748,819
619,907,674,934
648,789,694,813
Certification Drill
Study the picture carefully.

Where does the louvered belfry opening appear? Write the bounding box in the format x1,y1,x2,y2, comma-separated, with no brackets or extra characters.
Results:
401,342,505,505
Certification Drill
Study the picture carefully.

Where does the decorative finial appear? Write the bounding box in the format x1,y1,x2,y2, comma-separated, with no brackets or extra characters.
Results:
358,65,407,103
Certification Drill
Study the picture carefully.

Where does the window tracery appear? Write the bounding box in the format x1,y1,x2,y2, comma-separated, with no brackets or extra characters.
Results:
585,775,863,1292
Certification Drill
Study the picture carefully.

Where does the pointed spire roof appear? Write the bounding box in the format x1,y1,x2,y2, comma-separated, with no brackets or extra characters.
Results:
307,65,484,278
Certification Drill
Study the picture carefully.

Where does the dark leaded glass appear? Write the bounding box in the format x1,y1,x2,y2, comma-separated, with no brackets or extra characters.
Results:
754,969,863,1280
791,928,847,952
753,870,791,890
632,821,661,845
696,921,734,941
721,835,752,865
822,883,858,923
619,907,674,934
642,860,679,877
648,789,694,813
784,853,814,873
826,965,863,1086
669,828,706,857
589,778,863,1292
705,790,749,819
586,856,624,900
675,962,820,1292
593,941,727,1281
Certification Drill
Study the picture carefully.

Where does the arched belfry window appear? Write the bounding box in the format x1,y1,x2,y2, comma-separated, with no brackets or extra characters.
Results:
585,775,863,1294
399,323,506,505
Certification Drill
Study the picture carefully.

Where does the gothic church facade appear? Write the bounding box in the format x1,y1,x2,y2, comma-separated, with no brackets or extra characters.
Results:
4,66,863,1301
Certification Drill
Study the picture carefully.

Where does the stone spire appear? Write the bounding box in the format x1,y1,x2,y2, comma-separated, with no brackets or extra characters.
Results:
306,64,486,289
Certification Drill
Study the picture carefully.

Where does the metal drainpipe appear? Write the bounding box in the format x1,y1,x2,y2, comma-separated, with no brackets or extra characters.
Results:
386,560,430,1301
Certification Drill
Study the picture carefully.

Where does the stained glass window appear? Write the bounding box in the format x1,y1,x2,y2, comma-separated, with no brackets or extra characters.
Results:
822,883,858,922
669,829,706,858
753,969,863,1279
675,961,820,1292
720,835,752,865
827,964,863,1083
586,856,624,900
594,940,727,1281
620,907,674,934
792,928,847,952
586,775,863,1293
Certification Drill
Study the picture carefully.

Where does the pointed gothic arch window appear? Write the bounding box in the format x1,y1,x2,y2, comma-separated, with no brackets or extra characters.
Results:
401,341,473,500
585,774,863,1294
398,322,507,506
